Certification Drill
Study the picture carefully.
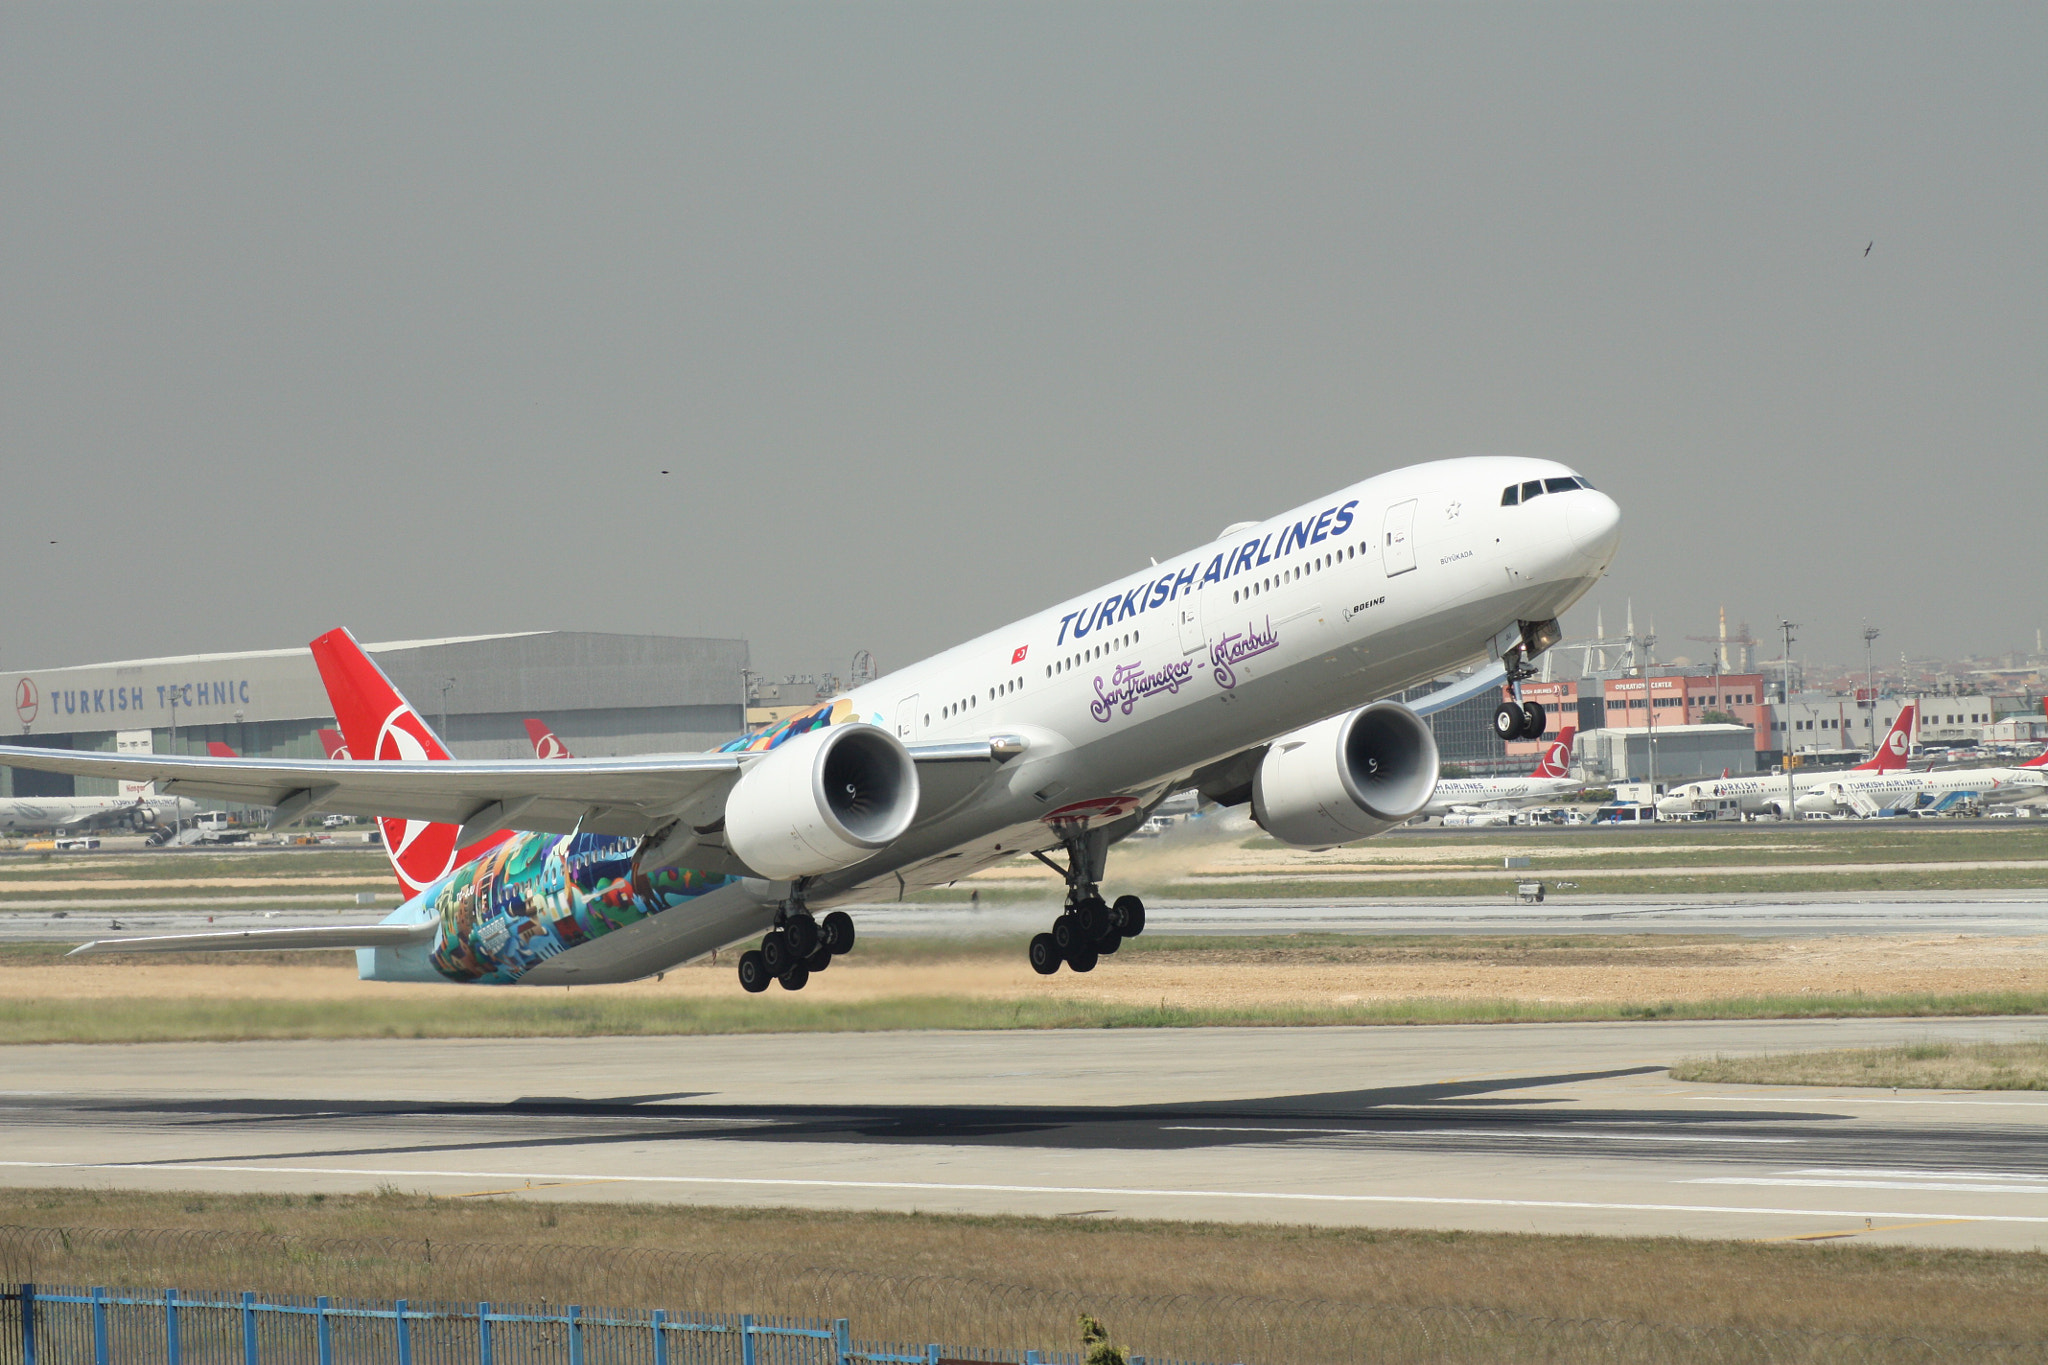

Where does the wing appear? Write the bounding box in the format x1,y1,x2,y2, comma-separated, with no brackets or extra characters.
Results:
0,737,1017,847
69,920,437,957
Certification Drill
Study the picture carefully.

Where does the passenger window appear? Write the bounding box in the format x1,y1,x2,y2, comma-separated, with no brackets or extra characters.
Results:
1521,480,1544,501
1501,485,1520,506
1544,477,1577,494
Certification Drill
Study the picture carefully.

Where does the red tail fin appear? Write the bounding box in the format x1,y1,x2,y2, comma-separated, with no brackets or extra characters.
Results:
206,741,238,758
524,718,572,759
1530,726,1576,779
1851,702,1915,772
315,728,351,761
308,627,512,898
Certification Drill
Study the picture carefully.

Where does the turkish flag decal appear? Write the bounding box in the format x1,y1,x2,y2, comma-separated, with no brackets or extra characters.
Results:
1011,645,1029,664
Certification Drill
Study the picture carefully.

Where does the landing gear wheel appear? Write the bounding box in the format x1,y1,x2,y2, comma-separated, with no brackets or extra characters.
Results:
1096,932,1122,956
1028,933,1063,975
1520,700,1547,740
803,947,832,973
778,964,810,991
760,930,793,977
1492,702,1523,742
1111,895,1146,937
1051,914,1082,952
783,914,820,960
737,950,772,994
1076,896,1112,942
1066,947,1099,973
821,910,856,956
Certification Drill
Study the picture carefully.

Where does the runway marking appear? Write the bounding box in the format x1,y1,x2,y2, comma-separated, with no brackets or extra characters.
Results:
0,1160,2037,1224
1165,1125,1800,1144
1760,1219,1975,1244
1688,1094,2048,1109
1691,1177,2048,1195
1786,1167,2048,1183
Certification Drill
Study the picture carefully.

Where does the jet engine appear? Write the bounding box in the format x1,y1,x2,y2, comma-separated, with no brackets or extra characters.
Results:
724,723,920,880
1251,701,1440,849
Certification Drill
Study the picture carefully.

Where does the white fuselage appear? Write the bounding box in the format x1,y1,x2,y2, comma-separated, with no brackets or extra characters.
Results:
0,794,196,833
454,455,1621,986
1659,770,1865,816
1425,775,1584,816
1795,765,2048,816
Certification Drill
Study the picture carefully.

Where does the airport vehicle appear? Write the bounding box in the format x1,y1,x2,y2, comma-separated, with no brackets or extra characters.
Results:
1421,727,1581,816
1792,747,2048,818
524,719,573,759
6,456,1620,990
1591,803,1656,824
1654,704,1918,818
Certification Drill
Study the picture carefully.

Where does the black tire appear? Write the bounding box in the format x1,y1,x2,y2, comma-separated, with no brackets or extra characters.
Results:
1066,948,1099,973
1077,896,1112,941
1492,702,1522,741
821,910,856,956
804,947,832,973
1051,914,1081,952
1096,932,1122,956
784,915,820,959
761,930,792,977
1520,700,1547,740
1112,894,1146,937
737,950,772,994
778,964,810,991
1028,933,1062,975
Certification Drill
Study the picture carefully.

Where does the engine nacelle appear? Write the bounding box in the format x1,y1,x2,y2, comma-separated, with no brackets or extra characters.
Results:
1251,701,1440,849
725,723,920,880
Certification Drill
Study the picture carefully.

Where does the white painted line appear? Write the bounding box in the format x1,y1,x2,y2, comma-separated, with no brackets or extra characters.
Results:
1689,1094,2048,1109
1785,1168,2048,1183
1690,1177,2048,1196
0,1160,2042,1224
1164,1125,1799,1144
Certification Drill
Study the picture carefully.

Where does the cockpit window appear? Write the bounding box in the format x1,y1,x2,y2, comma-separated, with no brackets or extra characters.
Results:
1520,479,1544,502
1500,485,1519,506
1574,474,1595,489
1543,476,1578,494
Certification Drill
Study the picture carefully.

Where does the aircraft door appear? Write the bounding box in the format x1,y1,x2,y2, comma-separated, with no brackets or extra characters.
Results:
1176,592,1207,656
895,695,922,740
1382,500,1418,576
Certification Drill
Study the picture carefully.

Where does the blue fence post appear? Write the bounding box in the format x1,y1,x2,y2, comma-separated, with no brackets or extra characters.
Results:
1025,1353,1040,1365
316,1295,333,1365
833,1318,851,1365
568,1304,584,1365
396,1299,413,1365
166,1287,181,1365
93,1287,109,1365
740,1314,757,1365
478,1302,494,1365
651,1310,668,1365
926,1345,941,1365
242,1291,257,1365
18,1283,33,1365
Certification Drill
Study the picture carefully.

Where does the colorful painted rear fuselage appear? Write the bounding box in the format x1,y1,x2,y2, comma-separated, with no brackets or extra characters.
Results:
358,455,1620,986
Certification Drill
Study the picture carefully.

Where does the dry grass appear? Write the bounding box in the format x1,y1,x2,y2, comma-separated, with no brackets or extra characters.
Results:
1675,1038,2048,1090
2,1189,2046,1358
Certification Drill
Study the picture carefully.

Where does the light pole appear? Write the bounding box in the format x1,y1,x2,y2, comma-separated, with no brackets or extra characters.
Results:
167,689,182,843
1861,623,1881,751
1778,619,1799,817
1640,632,1658,808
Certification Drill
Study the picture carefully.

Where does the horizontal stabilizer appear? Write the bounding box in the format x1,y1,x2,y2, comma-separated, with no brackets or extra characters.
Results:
68,919,437,957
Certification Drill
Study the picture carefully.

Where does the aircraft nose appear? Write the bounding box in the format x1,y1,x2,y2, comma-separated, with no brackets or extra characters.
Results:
1567,489,1622,566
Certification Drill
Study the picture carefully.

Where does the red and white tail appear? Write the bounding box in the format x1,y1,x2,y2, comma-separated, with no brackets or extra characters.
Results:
1530,726,1576,779
316,728,351,761
1851,702,1915,773
308,627,512,899
524,718,573,759
206,741,238,758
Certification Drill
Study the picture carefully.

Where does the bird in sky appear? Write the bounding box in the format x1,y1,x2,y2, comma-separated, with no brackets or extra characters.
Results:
1865,241,1873,256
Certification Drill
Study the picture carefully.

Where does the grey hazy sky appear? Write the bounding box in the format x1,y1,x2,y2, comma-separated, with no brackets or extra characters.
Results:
5,4,2044,679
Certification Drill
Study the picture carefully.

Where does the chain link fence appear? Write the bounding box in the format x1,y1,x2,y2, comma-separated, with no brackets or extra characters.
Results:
1,1225,2039,1365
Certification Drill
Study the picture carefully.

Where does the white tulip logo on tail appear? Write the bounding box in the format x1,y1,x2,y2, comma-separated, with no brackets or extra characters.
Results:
375,704,458,896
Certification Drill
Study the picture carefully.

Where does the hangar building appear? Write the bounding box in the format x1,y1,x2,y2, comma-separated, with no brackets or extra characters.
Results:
3,632,748,798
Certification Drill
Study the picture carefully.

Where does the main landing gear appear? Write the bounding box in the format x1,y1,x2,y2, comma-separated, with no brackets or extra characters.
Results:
1492,695,1547,742
1026,829,1146,975
737,884,856,993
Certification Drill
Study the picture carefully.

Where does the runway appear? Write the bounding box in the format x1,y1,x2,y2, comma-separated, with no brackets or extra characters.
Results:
5,1018,2048,1250
7,893,2048,944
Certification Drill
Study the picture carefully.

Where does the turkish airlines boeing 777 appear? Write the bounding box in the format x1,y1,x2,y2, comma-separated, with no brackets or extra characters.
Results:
3,457,1620,991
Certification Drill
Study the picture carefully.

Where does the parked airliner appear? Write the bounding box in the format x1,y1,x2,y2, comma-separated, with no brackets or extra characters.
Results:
6,457,1620,990
0,791,195,834
1793,748,2048,817
1421,727,1581,817
1656,704,1917,818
